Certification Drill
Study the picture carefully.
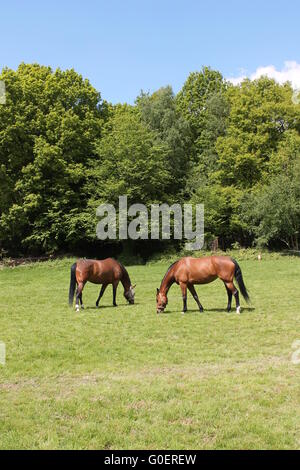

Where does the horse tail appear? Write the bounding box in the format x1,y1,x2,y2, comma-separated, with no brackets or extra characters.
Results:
69,262,77,306
231,258,250,303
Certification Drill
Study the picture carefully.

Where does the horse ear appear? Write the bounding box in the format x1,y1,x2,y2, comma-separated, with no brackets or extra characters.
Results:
132,284,136,289
156,288,159,294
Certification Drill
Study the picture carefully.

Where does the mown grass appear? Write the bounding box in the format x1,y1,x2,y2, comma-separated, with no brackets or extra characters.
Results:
0,255,300,449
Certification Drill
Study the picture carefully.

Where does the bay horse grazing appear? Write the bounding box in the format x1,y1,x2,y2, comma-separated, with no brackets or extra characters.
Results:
69,258,136,312
156,256,250,314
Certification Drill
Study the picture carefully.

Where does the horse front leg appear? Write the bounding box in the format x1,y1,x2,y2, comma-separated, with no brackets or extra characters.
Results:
179,282,187,314
112,281,119,307
96,283,107,308
187,284,204,312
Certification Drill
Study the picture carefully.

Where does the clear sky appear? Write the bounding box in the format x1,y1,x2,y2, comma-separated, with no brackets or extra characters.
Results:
1,0,299,103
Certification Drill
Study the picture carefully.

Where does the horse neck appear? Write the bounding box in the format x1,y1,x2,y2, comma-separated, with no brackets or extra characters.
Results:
120,265,131,291
160,268,175,295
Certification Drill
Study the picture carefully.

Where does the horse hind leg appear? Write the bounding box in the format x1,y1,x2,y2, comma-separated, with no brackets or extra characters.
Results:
224,281,240,314
187,284,204,312
224,282,233,312
75,282,84,312
79,291,84,310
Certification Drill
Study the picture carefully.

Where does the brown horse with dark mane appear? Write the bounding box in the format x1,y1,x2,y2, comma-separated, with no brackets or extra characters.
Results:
156,256,250,314
69,258,136,311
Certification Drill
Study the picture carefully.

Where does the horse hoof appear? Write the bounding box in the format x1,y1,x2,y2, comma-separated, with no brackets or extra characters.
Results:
81,305,84,310
236,306,241,314
181,311,185,314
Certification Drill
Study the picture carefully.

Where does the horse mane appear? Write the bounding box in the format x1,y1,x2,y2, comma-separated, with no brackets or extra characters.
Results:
160,260,178,289
116,259,131,285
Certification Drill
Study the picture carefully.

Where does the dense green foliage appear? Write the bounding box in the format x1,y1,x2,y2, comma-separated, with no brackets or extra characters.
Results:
0,64,107,254
0,63,300,256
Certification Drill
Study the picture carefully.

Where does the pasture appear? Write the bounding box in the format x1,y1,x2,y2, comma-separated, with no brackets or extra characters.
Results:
0,255,300,449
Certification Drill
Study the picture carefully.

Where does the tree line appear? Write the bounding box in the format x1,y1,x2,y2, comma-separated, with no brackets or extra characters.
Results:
0,63,300,258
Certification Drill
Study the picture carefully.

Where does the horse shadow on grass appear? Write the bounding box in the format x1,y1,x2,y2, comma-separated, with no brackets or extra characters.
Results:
84,303,140,310
164,307,255,314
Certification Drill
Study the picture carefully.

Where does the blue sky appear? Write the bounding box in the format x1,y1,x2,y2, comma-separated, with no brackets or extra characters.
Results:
1,0,299,103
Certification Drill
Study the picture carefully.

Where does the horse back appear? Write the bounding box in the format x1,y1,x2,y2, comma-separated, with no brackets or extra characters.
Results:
174,256,234,284
76,258,122,284
210,256,235,281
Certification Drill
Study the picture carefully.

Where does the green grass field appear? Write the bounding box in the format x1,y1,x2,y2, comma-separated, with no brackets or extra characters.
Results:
1,255,300,449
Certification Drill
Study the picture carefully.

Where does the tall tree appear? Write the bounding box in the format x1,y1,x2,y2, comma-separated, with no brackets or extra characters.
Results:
216,77,299,188
136,86,191,190
0,63,106,254
86,105,173,208
240,130,300,250
176,66,226,163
